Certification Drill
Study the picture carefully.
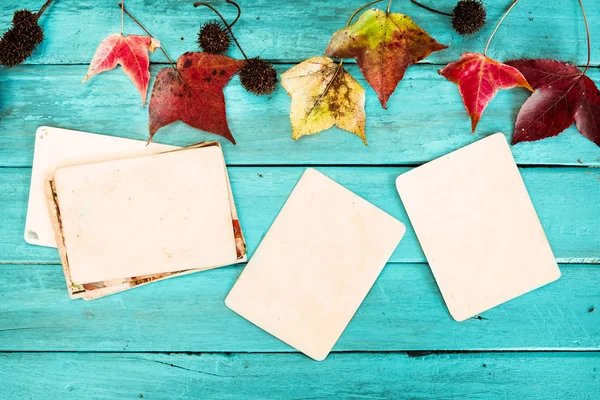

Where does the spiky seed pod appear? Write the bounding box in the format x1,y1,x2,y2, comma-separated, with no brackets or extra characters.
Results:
452,0,486,36
198,21,231,54
238,57,277,95
12,9,38,26
0,9,44,67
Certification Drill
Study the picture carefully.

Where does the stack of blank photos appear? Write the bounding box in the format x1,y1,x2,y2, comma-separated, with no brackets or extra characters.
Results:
26,127,246,300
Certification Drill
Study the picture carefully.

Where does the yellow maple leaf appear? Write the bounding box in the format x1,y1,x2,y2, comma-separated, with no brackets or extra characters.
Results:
325,9,447,109
281,56,367,144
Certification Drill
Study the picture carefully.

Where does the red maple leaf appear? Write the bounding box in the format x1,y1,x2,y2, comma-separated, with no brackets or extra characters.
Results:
82,34,160,105
505,59,600,146
439,52,533,133
148,52,245,144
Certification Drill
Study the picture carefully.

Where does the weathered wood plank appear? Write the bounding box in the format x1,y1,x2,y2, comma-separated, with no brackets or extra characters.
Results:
0,352,598,399
1,0,598,66
1,166,598,264
0,1,597,396
1,65,599,167
0,263,597,352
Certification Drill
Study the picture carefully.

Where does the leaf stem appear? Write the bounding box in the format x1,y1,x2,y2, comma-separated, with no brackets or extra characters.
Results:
386,0,392,14
484,0,518,57
409,0,452,17
346,0,382,26
36,0,55,19
121,0,125,35
194,2,248,60
226,0,241,28
578,0,591,76
117,3,177,71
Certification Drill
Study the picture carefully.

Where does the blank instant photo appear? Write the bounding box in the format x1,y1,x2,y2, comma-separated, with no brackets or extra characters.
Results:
25,126,175,248
396,133,560,322
51,145,239,284
226,168,405,361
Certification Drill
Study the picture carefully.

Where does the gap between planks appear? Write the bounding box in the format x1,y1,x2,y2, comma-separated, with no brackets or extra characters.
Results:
0,350,599,355
0,164,598,169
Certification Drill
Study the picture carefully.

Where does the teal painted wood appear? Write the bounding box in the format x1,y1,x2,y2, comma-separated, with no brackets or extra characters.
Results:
1,166,599,264
2,0,598,66
0,352,599,399
0,263,598,352
0,0,599,396
1,65,599,167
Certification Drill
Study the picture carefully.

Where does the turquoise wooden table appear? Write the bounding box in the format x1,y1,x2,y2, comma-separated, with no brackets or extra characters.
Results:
1,0,599,398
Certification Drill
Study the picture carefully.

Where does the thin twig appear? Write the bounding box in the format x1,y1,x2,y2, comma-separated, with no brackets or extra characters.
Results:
346,0,382,26
121,0,125,34
36,0,55,19
226,0,241,28
578,0,591,76
118,3,176,70
194,2,248,60
409,0,452,17
484,0,519,56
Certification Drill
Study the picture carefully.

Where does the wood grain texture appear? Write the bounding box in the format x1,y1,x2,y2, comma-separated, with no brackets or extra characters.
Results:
1,0,598,66
0,263,598,352
1,166,599,264
1,0,599,396
1,65,599,167
0,352,599,399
